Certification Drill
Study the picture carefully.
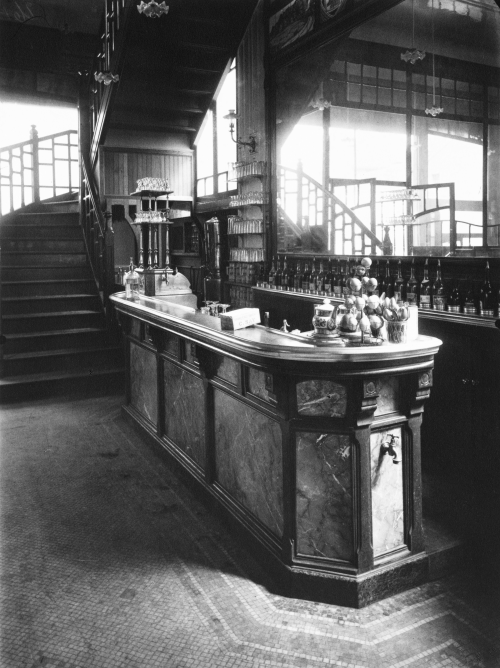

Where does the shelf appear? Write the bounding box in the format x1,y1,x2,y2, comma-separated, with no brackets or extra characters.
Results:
130,189,174,197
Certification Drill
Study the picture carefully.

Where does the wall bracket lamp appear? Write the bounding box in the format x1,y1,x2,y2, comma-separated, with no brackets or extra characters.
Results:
223,110,257,153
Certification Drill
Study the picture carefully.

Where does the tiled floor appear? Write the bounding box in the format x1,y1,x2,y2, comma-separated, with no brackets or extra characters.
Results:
1,393,499,668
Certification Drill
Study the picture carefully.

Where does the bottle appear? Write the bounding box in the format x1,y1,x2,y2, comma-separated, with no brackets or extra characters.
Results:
309,257,318,294
480,261,496,317
406,259,418,305
332,260,342,298
448,282,462,313
385,260,394,299
393,260,405,304
377,260,386,297
125,257,140,300
325,259,333,297
301,261,310,293
268,256,277,290
293,261,301,292
342,260,350,298
432,260,447,310
282,256,289,291
317,259,326,295
275,257,283,290
419,259,432,309
286,258,295,291
463,279,477,315
382,226,393,255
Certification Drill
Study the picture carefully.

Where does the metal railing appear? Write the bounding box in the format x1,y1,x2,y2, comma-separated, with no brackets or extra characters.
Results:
196,170,231,198
0,126,79,215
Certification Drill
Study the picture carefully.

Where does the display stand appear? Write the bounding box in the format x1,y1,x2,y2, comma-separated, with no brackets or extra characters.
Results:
129,188,196,305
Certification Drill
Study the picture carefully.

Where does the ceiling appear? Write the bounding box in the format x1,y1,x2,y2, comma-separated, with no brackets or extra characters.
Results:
0,0,258,146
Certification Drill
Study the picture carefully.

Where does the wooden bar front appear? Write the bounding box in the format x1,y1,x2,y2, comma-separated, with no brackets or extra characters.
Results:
111,292,441,608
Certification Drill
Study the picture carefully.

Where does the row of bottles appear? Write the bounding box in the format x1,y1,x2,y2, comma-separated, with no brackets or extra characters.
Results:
255,257,500,317
229,285,254,309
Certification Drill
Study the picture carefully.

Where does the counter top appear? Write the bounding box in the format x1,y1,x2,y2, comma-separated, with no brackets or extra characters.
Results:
110,292,441,370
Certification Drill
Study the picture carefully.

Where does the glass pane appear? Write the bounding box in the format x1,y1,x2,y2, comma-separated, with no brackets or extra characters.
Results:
488,124,500,247
24,186,33,205
70,133,78,145
71,145,78,160
23,169,32,186
12,186,22,210
40,187,54,200
218,172,228,193
1,186,11,215
39,165,54,187
71,163,79,189
55,161,69,188
55,144,69,160
216,65,237,174
196,108,213,180
22,152,33,168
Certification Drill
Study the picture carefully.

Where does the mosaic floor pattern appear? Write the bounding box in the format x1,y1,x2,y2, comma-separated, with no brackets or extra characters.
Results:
0,394,499,668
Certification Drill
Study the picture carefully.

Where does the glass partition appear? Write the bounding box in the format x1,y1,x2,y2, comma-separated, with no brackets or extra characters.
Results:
274,0,500,257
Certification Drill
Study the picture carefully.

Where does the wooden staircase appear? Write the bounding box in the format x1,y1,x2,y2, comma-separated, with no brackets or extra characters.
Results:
0,195,124,401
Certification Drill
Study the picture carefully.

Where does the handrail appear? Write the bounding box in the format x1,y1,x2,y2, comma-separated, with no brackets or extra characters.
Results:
80,154,115,309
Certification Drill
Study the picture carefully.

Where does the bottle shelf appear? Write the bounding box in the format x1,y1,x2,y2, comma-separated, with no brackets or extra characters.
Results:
229,192,268,207
230,248,264,262
228,216,264,234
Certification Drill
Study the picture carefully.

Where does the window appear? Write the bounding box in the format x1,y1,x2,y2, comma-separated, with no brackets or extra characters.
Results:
195,59,237,198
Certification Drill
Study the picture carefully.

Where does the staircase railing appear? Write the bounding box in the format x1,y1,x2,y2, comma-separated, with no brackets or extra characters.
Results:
278,164,383,255
81,156,115,310
89,0,132,165
0,126,79,216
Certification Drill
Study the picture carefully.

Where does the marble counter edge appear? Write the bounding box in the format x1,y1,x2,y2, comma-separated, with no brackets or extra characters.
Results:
110,293,442,366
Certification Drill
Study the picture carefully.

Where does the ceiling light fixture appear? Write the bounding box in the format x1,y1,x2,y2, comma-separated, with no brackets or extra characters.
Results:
425,0,443,117
94,71,119,86
223,110,257,153
137,1,169,18
401,0,426,64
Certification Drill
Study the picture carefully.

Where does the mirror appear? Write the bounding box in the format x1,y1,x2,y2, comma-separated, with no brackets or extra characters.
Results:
274,0,500,257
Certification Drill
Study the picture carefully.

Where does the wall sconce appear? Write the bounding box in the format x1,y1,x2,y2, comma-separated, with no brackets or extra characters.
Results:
137,1,169,18
94,71,119,85
223,110,257,153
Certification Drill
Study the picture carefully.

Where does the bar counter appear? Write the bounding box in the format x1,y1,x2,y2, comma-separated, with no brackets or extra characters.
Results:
111,291,442,607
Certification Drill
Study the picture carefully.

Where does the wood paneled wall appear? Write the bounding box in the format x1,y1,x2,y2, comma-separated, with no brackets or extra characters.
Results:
100,147,194,198
237,0,267,162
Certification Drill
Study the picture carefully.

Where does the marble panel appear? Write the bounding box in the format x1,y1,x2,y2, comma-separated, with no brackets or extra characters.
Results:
163,360,205,468
130,318,142,340
215,355,239,386
130,342,158,426
296,380,347,418
296,432,354,562
214,390,283,536
374,376,400,416
247,367,270,402
371,427,405,557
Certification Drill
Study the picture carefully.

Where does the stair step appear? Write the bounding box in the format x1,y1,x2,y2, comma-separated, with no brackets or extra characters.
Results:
2,294,101,315
2,239,86,253
0,225,82,239
2,310,104,334
0,367,125,403
1,279,96,297
3,327,110,354
3,345,124,377
1,252,88,267
1,266,93,280
11,211,79,226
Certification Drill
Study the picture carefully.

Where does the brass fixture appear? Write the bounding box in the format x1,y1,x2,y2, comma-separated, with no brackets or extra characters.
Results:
223,110,257,153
